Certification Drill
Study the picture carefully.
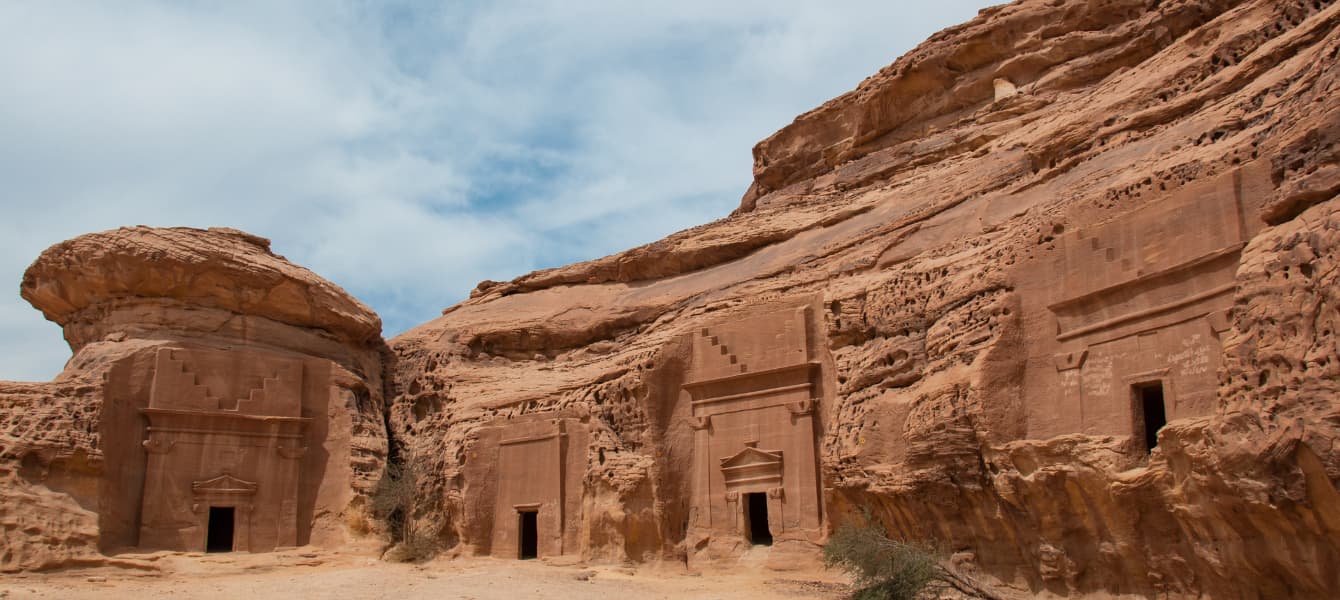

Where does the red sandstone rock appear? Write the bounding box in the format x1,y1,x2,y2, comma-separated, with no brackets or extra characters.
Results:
0,227,389,571
386,0,1340,597
5,1,1340,597
21,226,382,350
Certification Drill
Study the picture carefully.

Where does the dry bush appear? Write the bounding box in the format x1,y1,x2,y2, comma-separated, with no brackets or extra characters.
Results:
823,511,1003,600
823,517,941,600
371,457,436,562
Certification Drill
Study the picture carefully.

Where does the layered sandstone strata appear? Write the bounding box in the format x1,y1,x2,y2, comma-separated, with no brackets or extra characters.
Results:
388,0,1340,596
2,0,1338,596
0,227,389,570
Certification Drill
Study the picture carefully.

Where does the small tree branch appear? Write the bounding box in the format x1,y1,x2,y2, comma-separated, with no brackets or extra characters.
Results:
933,564,1006,600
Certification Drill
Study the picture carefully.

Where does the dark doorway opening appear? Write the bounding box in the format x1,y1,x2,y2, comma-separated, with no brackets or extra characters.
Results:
206,506,235,553
1134,382,1167,452
518,510,538,559
745,492,773,546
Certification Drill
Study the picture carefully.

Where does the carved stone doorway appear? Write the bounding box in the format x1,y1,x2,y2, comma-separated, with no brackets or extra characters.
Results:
206,506,235,553
518,510,538,560
744,492,772,545
1134,381,1167,452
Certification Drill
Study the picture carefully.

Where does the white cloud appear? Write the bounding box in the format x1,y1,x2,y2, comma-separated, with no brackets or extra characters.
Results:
0,0,996,381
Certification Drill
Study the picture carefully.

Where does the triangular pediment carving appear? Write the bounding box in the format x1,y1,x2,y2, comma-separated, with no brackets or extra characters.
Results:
720,446,782,468
192,473,258,496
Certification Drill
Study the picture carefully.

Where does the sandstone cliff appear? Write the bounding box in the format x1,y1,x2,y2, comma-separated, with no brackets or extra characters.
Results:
2,0,1338,596
388,0,1340,597
0,227,389,570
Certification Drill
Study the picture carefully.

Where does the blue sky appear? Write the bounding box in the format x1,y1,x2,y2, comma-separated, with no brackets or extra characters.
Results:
0,1,996,381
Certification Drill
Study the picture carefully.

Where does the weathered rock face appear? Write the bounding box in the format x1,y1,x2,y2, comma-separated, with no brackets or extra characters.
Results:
2,0,1337,595
388,0,1340,596
0,227,389,570
21,226,382,352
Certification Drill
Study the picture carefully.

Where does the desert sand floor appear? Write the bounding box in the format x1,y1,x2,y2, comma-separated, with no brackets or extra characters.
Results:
0,547,854,600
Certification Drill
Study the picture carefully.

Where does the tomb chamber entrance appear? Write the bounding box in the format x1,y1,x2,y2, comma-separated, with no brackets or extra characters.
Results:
1014,167,1268,451
745,492,772,546
481,417,587,560
206,506,236,553
518,510,539,560
1134,382,1167,452
136,348,310,553
684,307,824,546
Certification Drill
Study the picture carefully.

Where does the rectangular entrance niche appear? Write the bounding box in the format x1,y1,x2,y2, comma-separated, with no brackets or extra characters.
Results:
745,492,772,546
683,306,823,544
518,509,539,560
489,418,583,560
1133,382,1167,452
206,506,235,553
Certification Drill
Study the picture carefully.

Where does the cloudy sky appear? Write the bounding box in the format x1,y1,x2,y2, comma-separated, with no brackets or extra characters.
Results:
0,1,995,382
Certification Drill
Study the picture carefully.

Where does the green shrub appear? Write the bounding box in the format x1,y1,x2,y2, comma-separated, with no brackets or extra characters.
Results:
823,515,943,600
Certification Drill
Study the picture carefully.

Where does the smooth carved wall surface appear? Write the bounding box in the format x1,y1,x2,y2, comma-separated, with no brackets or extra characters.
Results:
138,348,310,552
684,307,823,544
462,414,587,559
1018,166,1269,442
93,342,360,554
490,418,579,559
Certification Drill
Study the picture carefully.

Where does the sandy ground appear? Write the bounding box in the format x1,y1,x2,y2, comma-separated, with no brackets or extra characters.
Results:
0,547,855,600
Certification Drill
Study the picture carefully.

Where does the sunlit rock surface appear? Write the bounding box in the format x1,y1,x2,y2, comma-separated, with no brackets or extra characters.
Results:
3,0,1340,596
1,227,389,570
388,0,1340,596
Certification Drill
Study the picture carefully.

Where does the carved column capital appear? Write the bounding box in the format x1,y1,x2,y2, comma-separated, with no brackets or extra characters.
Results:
1053,349,1088,371
277,446,307,459
143,438,175,454
787,399,815,416
1206,308,1232,334
688,415,712,430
